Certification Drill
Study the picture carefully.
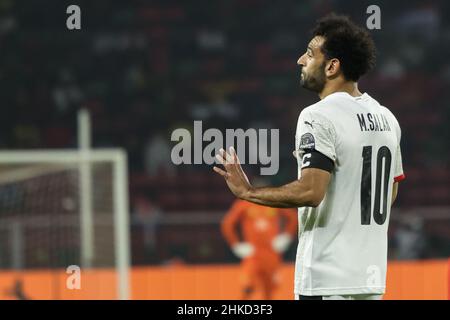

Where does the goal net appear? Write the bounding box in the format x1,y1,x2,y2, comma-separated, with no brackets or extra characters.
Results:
0,150,130,300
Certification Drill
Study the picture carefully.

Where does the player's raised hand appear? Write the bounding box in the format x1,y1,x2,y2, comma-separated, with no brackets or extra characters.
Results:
213,146,252,199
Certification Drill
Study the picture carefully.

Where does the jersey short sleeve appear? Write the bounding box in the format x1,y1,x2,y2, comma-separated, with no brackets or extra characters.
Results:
295,109,337,163
394,144,405,182
392,115,405,183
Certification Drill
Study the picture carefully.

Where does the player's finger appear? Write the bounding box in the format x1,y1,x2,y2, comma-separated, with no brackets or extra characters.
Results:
213,166,229,178
230,146,237,162
218,151,234,173
227,147,237,164
221,148,233,164
215,153,226,165
230,146,246,178
230,146,244,166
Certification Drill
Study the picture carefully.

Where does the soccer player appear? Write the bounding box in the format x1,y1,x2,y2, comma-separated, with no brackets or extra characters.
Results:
213,14,405,300
221,199,297,300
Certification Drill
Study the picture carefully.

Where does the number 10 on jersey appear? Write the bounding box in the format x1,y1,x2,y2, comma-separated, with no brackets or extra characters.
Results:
360,146,392,225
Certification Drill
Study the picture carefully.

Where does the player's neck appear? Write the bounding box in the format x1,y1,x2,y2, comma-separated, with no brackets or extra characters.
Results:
319,80,362,100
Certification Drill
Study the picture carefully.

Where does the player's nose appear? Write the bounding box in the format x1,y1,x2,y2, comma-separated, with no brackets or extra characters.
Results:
297,54,306,66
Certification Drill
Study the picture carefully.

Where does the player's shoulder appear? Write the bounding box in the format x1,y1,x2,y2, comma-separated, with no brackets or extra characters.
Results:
300,92,352,116
379,104,401,134
379,104,398,121
299,99,330,119
298,99,336,130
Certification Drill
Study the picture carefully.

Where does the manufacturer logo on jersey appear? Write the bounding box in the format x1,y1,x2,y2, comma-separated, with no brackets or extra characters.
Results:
299,133,315,150
304,120,315,129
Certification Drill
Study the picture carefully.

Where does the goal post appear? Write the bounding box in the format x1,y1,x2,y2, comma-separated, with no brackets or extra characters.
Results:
0,149,131,300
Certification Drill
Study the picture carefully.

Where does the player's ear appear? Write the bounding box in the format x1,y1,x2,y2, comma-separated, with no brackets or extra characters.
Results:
325,58,340,77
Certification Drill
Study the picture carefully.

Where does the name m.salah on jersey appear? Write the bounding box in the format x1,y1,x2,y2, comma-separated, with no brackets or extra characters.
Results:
356,113,391,132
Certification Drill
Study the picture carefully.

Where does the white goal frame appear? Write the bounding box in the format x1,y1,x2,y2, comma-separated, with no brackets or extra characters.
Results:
0,149,131,300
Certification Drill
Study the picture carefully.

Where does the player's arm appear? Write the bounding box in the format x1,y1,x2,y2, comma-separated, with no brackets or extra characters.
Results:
214,147,331,208
245,167,330,208
391,182,399,205
392,120,405,206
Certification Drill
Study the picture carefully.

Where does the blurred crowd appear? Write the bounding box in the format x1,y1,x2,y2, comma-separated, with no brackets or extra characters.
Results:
0,0,448,265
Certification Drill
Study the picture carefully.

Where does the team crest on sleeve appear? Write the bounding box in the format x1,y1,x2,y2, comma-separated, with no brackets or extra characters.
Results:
299,133,315,150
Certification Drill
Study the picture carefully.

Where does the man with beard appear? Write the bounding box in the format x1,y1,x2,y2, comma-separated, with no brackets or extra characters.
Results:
213,14,405,300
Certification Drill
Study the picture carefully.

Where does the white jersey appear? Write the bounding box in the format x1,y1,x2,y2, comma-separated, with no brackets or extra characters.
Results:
294,92,405,296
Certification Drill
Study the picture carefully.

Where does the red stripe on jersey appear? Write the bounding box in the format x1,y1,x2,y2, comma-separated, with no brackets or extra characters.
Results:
394,174,406,182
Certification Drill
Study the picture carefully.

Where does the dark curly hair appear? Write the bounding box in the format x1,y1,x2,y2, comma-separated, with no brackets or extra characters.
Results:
312,13,376,82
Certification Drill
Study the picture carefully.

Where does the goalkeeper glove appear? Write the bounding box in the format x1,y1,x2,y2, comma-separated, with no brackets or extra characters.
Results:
272,233,293,253
232,242,254,259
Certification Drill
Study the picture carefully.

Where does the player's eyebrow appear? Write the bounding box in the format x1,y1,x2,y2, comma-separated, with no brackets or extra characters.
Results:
307,46,314,55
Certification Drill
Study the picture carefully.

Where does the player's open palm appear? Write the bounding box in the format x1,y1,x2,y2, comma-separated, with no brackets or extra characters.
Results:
213,147,252,199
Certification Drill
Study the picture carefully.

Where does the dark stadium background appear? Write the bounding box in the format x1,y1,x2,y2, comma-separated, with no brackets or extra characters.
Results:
0,0,448,274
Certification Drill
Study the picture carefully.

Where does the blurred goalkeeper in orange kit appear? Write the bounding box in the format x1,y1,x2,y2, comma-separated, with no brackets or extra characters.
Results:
221,188,297,300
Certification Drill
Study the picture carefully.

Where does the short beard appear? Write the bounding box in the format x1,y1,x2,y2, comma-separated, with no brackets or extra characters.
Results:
301,62,326,93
